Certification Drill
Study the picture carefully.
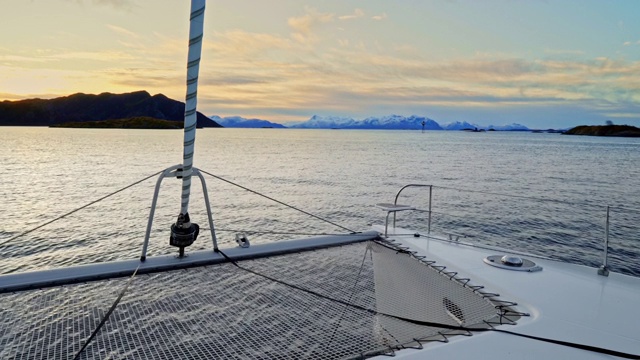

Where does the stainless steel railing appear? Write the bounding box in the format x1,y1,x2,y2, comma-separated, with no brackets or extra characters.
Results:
385,184,639,277
392,184,433,234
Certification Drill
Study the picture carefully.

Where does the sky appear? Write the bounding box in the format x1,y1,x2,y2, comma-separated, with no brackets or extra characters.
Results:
1,0,640,129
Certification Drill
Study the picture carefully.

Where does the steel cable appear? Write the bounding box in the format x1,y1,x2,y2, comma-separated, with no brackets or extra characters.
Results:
198,169,356,233
0,171,162,248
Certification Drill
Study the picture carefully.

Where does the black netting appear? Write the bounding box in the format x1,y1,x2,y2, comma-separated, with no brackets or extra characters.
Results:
0,240,515,359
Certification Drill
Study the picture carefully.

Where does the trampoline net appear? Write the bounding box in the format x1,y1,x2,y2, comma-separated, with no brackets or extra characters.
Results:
0,240,517,359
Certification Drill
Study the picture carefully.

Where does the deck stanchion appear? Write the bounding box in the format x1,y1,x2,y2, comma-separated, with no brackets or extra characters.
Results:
428,185,433,234
598,205,610,277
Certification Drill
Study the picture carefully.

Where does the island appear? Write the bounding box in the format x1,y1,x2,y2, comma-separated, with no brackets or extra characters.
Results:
50,117,183,129
563,124,640,137
0,91,221,128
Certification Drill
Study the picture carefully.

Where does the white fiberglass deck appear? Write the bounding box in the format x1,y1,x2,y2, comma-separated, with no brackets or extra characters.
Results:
373,225,640,360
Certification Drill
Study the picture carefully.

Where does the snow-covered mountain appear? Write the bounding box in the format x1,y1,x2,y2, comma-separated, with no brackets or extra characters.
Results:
210,113,531,131
290,114,442,130
210,115,286,128
290,115,358,129
443,121,529,131
486,123,529,131
442,121,480,130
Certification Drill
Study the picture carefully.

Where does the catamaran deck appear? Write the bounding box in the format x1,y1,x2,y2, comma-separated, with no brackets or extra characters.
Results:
375,225,640,359
0,230,525,359
1,225,638,359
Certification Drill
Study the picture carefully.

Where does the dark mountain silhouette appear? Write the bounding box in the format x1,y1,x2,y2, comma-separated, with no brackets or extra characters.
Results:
564,124,640,137
0,91,221,127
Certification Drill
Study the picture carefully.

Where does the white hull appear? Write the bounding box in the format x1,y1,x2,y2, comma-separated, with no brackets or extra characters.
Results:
372,225,640,359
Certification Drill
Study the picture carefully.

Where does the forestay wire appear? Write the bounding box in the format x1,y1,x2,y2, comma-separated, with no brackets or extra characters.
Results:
0,170,162,248
199,168,356,233
0,167,357,250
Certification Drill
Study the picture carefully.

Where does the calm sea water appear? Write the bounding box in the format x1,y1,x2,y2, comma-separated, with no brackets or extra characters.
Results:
1,127,639,275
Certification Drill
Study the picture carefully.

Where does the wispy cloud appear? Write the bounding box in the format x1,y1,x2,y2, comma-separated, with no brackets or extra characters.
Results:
4,3,639,128
604,112,640,118
94,0,133,8
288,7,334,36
106,24,139,39
186,30,640,124
371,13,388,21
210,30,293,55
544,49,585,56
338,8,364,21
65,0,135,11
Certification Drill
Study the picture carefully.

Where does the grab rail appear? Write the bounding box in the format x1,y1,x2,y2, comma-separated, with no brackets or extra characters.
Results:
393,184,433,234
384,184,638,277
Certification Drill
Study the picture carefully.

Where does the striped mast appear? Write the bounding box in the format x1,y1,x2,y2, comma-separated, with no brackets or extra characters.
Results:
180,0,205,222
169,0,205,256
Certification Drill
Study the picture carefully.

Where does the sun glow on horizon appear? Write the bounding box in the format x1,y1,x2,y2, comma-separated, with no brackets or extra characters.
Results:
1,0,640,128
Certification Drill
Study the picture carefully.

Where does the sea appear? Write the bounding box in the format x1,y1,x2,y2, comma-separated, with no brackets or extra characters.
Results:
1,127,639,276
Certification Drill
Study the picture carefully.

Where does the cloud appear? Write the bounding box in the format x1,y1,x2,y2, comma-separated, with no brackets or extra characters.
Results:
201,40,640,124
623,41,632,46
338,8,364,21
604,112,640,118
371,13,388,21
106,24,139,39
0,55,50,63
4,8,639,129
544,49,585,56
287,7,334,35
64,0,135,11
0,92,63,100
94,0,131,6
209,30,293,56
49,50,137,62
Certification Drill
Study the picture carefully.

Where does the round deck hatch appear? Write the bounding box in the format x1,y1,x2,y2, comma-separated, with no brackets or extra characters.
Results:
484,255,542,272
501,255,523,267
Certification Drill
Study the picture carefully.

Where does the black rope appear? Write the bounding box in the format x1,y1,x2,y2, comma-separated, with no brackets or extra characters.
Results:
198,169,355,233
73,265,140,360
216,248,640,360
0,171,162,248
327,245,370,346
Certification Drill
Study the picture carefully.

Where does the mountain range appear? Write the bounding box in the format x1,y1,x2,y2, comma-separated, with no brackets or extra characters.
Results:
0,91,221,127
212,114,529,131
211,115,286,128
0,90,528,131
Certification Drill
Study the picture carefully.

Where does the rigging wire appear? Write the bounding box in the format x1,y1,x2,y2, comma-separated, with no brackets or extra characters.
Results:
0,171,162,248
215,246,640,360
198,169,356,233
72,264,141,360
327,245,371,347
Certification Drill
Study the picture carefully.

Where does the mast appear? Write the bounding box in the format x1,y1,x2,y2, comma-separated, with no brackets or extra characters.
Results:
181,0,205,216
170,0,206,256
